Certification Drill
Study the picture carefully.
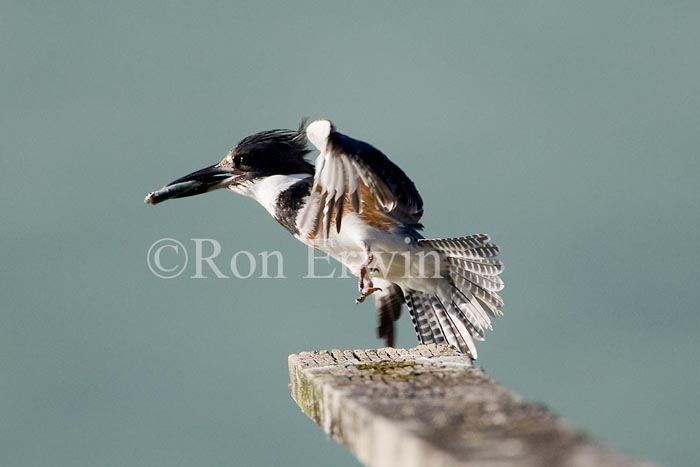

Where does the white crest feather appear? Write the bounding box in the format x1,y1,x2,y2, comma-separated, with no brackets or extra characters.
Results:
306,120,332,152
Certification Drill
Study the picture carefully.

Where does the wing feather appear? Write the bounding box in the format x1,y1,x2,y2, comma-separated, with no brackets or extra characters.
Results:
304,120,423,236
373,281,404,347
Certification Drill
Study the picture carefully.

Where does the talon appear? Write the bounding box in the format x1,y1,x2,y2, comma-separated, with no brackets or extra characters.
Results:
355,286,382,303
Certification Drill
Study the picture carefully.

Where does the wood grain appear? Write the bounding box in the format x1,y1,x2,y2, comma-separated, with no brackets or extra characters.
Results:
289,344,651,467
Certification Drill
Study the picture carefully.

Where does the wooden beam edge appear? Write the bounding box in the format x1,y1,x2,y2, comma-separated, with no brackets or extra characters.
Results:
288,344,653,467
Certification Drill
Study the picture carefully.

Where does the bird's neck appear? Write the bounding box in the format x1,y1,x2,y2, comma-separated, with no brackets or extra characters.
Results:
241,173,313,217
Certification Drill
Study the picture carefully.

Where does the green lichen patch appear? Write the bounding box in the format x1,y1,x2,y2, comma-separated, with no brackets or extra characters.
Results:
354,360,419,380
294,367,323,424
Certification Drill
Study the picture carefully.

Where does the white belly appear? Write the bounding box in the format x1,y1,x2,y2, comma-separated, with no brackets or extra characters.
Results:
295,212,444,292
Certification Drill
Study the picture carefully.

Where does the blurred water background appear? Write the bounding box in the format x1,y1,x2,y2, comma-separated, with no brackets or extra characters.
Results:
2,1,699,466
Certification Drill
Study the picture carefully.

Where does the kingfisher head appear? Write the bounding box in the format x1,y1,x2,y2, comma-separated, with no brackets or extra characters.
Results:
145,128,313,205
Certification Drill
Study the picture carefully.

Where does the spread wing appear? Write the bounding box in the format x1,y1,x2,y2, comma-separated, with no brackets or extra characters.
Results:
299,120,423,238
374,280,404,347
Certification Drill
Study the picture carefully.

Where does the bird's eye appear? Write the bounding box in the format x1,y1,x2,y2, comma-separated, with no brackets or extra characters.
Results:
234,155,251,169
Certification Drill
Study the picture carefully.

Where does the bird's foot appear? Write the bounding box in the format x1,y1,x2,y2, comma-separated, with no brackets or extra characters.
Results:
356,266,382,303
355,286,382,304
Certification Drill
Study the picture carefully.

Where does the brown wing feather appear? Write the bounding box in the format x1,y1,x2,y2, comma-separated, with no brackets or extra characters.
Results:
304,120,423,238
375,283,404,347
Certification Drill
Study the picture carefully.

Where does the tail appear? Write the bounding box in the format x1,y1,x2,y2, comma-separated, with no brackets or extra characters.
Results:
403,234,504,359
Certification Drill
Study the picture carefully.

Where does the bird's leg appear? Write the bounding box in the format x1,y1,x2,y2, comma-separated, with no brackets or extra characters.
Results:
356,242,382,303
356,267,381,303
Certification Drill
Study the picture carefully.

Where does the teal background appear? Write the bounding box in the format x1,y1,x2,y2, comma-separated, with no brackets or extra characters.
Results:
2,1,699,466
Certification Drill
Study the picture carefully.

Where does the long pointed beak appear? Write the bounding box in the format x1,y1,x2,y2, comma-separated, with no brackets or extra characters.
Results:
144,164,234,205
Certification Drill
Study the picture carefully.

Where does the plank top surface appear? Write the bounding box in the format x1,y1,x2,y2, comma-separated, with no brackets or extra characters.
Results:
289,344,650,467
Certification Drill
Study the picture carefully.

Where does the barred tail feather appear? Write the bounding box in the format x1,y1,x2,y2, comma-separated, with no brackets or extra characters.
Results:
420,234,500,259
404,293,435,345
404,234,505,358
405,290,479,358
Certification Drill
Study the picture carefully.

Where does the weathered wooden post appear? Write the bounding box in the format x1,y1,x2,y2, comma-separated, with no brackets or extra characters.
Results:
289,344,651,467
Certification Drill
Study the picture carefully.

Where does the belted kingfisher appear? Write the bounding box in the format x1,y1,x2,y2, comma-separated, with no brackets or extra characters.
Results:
145,120,504,358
